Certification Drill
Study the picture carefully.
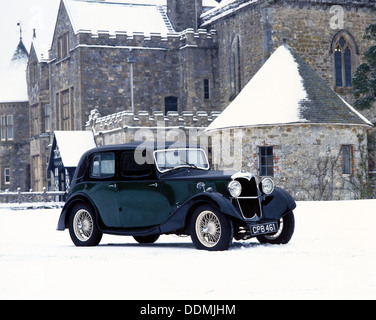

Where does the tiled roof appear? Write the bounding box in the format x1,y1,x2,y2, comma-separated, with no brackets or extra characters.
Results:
290,46,372,126
206,44,372,132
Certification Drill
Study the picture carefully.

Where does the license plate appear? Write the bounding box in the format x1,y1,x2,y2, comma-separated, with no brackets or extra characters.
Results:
250,222,278,236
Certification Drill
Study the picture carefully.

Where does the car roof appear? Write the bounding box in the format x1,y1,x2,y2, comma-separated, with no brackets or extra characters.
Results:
82,141,197,157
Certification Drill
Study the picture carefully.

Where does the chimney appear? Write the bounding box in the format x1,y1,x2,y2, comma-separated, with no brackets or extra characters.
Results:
167,0,202,32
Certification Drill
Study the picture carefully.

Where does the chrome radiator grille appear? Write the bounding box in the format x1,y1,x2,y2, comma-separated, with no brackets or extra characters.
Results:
235,177,262,220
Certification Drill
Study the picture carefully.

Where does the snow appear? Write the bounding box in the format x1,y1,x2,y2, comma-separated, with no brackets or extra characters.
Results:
206,45,308,132
201,0,259,26
64,0,174,36
338,95,373,126
1,199,375,300
53,131,96,167
0,55,28,103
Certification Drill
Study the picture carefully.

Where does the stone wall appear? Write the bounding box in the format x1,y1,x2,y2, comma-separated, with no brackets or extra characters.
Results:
87,108,220,148
49,1,220,130
209,123,371,200
202,0,376,112
0,102,30,191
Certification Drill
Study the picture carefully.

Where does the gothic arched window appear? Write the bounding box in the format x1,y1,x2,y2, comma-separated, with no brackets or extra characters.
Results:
229,35,243,100
334,36,352,87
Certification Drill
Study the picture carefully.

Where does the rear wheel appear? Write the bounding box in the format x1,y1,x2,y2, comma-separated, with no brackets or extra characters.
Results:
190,205,233,251
257,211,295,245
68,203,103,247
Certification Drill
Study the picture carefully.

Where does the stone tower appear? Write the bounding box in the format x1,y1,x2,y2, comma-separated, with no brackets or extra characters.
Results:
167,0,202,31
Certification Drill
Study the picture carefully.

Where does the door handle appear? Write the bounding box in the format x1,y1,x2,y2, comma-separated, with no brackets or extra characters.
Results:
148,183,158,188
108,183,117,188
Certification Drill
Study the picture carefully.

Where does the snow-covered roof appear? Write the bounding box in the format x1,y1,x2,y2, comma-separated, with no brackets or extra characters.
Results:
64,0,175,36
201,0,259,26
0,41,28,103
31,38,49,63
53,131,96,168
206,44,372,132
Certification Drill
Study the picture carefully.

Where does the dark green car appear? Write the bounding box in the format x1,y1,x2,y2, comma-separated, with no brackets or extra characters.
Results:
57,142,296,251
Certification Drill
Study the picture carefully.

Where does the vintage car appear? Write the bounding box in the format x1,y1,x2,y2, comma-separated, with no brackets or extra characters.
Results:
57,142,296,251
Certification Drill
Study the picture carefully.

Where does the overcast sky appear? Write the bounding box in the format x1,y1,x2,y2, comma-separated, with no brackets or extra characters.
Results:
0,0,60,71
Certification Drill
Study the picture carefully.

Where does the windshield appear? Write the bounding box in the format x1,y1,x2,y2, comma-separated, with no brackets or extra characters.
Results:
154,148,210,173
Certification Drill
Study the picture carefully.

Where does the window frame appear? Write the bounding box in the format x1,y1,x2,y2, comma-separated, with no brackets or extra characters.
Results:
1,116,6,141
342,145,352,175
204,79,210,100
4,168,10,185
57,32,69,61
259,146,274,177
0,115,13,141
334,36,353,88
89,152,116,180
120,151,153,179
164,96,178,115
7,115,13,140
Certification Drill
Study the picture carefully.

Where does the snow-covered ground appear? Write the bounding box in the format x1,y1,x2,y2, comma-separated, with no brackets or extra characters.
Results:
0,200,375,300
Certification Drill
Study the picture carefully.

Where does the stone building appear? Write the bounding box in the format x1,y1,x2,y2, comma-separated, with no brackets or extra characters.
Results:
0,38,30,191
205,44,373,200
27,0,219,190
26,0,376,198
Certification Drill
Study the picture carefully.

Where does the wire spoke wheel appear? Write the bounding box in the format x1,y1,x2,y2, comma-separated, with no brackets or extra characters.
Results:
256,211,295,245
73,209,94,242
264,218,283,240
195,210,222,248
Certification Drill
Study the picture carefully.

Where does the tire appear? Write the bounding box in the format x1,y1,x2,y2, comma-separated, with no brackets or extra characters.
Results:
190,204,233,251
68,203,103,247
257,211,295,245
133,234,160,244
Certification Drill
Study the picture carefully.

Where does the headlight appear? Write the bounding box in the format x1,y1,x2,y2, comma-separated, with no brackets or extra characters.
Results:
260,178,274,195
228,180,242,197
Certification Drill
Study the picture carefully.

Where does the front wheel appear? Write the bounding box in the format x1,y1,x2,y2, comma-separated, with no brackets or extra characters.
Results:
68,203,103,247
257,211,295,245
190,205,233,251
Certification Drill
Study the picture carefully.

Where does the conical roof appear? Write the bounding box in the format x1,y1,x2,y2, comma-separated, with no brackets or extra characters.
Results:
206,44,372,132
12,40,29,61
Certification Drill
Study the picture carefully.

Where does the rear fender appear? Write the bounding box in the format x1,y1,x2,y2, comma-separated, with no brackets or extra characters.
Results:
57,193,99,231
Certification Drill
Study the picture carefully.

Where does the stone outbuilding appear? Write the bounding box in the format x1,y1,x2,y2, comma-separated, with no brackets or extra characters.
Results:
206,43,373,201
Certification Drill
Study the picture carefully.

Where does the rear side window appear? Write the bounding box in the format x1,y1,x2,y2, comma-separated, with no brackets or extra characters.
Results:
121,151,152,178
90,153,115,179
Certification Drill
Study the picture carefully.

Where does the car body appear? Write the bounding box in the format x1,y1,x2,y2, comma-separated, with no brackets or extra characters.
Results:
57,142,296,250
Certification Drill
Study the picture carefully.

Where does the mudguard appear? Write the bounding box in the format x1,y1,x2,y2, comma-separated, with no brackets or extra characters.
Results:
159,192,243,234
57,193,97,231
261,187,297,220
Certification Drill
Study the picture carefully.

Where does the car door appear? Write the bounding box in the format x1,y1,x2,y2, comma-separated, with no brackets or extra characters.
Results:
84,152,121,228
116,151,172,228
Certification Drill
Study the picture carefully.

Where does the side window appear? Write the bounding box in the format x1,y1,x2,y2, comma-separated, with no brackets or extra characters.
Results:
90,153,115,179
121,152,152,178
165,96,178,115
342,145,352,175
259,146,274,177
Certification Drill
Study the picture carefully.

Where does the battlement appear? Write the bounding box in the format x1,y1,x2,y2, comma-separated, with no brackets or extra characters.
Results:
87,109,221,132
76,28,218,50
87,109,221,146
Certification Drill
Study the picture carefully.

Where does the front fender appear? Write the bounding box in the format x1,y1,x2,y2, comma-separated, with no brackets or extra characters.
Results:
159,192,242,234
261,187,296,220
